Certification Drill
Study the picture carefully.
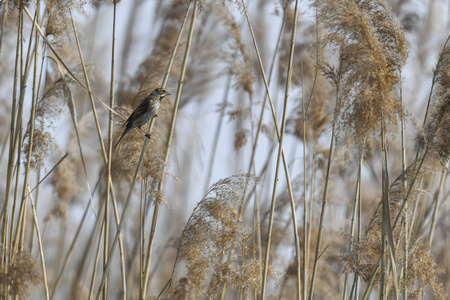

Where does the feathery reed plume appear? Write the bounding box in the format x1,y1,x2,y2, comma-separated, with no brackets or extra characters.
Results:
44,0,85,39
220,6,254,95
420,38,450,163
269,221,342,299
221,0,244,13
173,174,261,298
344,229,445,299
234,128,248,151
22,127,61,170
277,3,314,87
22,75,74,169
26,64,97,170
48,155,82,220
342,156,445,298
283,11,334,142
113,2,186,164
314,0,407,147
406,242,445,299
1,0,31,12
0,250,40,299
117,2,190,107
287,60,334,143
288,99,331,143
113,105,167,180
313,1,409,298
125,2,217,109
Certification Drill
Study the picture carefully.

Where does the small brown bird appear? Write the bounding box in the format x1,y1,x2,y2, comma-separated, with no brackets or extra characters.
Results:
115,88,170,149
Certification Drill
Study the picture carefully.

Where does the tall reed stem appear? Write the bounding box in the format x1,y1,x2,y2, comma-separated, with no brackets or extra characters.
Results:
70,11,127,298
102,2,118,299
259,0,301,298
141,1,198,298
308,84,339,300
94,3,191,298
1,7,23,273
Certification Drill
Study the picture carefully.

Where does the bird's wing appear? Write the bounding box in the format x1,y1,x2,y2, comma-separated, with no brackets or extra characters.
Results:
123,97,149,126
134,96,153,116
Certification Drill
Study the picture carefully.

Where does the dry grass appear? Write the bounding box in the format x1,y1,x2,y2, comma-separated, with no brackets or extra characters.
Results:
0,0,449,299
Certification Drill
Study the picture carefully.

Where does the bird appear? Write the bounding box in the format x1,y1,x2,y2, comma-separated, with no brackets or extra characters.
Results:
115,88,170,149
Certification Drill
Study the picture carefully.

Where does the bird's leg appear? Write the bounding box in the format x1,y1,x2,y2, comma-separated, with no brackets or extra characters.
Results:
138,127,151,139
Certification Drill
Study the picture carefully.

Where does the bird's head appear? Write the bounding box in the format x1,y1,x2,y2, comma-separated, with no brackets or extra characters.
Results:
154,88,171,99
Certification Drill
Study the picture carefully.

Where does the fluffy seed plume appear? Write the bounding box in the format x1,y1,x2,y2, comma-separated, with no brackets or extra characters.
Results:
420,37,450,163
314,0,407,147
173,174,261,298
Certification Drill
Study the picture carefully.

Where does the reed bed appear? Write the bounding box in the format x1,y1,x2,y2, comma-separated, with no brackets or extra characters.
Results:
0,0,449,299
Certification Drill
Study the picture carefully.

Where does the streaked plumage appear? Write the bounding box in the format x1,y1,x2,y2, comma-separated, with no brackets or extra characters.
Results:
115,88,170,149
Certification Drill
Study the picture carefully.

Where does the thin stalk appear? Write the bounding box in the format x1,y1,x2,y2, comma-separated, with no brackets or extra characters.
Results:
239,8,286,213
380,134,387,300
19,7,39,256
361,146,431,300
428,168,446,245
56,68,98,214
233,2,301,299
28,168,41,252
94,2,190,298
0,132,9,168
308,84,340,300
50,181,99,300
27,186,49,300
141,1,198,298
356,153,362,300
253,177,262,264
117,0,141,95
70,11,127,296
379,76,399,299
399,69,408,300
306,142,317,298
2,5,23,270
89,221,105,300
301,82,308,300
260,0,301,298
343,147,363,300
23,7,118,117
404,39,450,259
69,185,105,300
406,35,450,244
139,181,147,295
52,224,66,294
102,2,118,299
14,5,39,256
420,34,450,129
94,121,149,300
402,204,409,300
70,11,108,168
25,153,69,197
304,15,320,299
240,1,296,225
0,0,8,57
204,72,231,192
11,8,41,259
27,1,44,255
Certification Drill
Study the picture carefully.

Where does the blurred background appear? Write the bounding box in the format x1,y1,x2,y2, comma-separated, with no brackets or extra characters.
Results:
0,0,449,299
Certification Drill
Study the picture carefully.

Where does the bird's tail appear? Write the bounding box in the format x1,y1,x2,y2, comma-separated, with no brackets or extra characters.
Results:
114,127,131,149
